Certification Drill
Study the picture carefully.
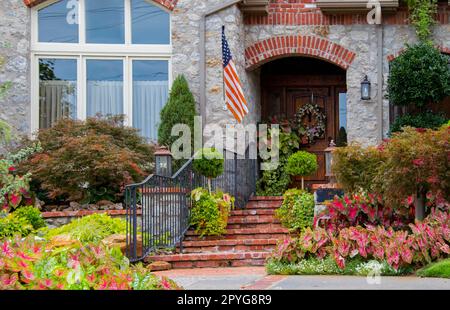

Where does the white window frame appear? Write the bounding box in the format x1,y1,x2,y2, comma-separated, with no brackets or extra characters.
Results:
30,0,173,135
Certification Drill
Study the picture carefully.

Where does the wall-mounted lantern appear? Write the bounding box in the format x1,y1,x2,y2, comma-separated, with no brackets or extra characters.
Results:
361,75,371,100
154,146,172,177
324,140,337,184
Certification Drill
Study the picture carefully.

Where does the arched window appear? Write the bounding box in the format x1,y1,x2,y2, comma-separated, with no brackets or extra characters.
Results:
31,0,172,141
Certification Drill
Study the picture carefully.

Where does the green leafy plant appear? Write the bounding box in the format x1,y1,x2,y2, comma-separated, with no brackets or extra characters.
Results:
13,206,46,230
0,120,12,146
44,213,127,243
332,143,386,193
0,237,181,290
0,213,34,239
285,151,318,190
193,148,224,193
21,116,154,204
158,75,197,170
387,42,450,108
276,189,315,233
190,188,234,237
389,111,447,134
257,128,300,196
406,0,437,41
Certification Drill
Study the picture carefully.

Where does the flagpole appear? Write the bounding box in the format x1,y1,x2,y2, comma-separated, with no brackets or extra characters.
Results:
222,25,227,111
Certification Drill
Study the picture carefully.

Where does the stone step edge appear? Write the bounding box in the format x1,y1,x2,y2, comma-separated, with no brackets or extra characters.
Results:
185,227,289,236
179,238,281,248
145,251,271,262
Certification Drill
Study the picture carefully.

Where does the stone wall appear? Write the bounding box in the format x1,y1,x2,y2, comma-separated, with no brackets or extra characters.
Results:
0,0,30,143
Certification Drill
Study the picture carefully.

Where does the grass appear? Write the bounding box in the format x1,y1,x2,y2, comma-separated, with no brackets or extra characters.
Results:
417,259,450,279
266,257,412,276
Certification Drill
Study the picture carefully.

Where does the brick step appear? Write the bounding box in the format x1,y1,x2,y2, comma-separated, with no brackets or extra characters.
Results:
244,201,282,209
227,215,280,224
145,251,271,268
177,238,280,253
230,209,276,216
226,223,284,230
184,227,289,241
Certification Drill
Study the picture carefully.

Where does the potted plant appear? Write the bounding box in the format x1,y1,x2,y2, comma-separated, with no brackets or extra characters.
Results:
285,151,318,190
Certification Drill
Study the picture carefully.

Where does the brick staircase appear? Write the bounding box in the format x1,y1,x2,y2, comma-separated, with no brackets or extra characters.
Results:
144,197,288,269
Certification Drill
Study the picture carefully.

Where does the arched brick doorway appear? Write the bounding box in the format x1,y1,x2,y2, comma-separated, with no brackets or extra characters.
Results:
260,57,348,186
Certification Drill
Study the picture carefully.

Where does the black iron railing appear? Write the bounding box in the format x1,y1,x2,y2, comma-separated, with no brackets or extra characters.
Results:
125,148,257,262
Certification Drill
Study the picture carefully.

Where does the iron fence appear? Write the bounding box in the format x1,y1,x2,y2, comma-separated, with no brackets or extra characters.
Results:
125,148,257,262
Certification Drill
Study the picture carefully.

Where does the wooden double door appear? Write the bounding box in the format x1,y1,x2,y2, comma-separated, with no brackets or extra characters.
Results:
261,77,346,185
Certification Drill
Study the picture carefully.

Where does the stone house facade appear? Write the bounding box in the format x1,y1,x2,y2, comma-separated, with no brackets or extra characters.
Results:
1,0,450,181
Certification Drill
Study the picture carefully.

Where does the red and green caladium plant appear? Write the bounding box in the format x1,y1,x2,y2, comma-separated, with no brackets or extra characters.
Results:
317,192,417,234
271,208,450,271
0,237,180,290
0,143,41,212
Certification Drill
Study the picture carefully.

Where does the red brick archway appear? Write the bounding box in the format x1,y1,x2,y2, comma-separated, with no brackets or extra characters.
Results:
24,0,178,11
245,35,356,70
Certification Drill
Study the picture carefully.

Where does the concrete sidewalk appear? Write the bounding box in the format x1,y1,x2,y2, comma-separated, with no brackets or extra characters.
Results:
155,267,450,290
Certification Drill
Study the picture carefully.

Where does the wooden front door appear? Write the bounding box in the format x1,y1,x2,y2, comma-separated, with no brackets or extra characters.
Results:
287,88,335,184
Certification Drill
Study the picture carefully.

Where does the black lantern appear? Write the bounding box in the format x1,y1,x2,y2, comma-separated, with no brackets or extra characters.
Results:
154,146,172,177
361,75,371,100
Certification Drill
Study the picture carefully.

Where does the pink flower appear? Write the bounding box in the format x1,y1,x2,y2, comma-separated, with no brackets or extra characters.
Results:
9,194,20,207
8,166,16,172
407,196,414,206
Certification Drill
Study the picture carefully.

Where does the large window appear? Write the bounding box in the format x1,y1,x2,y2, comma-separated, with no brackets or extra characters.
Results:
32,0,171,141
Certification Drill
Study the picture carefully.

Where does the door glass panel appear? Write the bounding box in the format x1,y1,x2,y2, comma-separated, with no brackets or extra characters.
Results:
39,58,77,128
86,60,123,117
85,0,124,44
38,0,79,43
337,92,347,146
132,60,169,141
131,0,170,44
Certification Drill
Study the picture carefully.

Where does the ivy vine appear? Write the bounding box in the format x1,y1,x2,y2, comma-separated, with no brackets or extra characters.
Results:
406,0,438,42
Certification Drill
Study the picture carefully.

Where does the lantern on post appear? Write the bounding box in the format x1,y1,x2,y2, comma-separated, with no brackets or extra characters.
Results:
324,140,337,185
154,146,172,177
361,75,371,100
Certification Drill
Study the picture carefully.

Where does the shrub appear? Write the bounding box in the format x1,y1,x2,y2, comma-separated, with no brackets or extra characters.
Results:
286,151,318,190
389,112,447,134
22,117,154,204
0,213,34,239
44,213,127,243
158,75,197,169
13,206,46,230
276,189,315,233
319,192,415,234
0,237,181,290
193,148,224,193
332,143,385,193
417,258,450,279
387,42,450,108
374,126,449,208
190,188,234,237
257,128,300,196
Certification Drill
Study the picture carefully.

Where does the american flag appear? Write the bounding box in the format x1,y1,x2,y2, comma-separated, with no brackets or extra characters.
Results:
222,26,248,123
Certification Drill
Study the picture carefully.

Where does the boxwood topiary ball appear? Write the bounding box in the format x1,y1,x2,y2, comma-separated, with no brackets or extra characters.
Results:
193,148,224,179
285,151,318,177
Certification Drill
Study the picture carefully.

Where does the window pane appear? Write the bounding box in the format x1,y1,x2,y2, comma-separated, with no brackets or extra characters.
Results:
86,0,124,44
87,60,123,117
133,60,168,141
39,59,77,128
38,0,79,43
132,0,170,44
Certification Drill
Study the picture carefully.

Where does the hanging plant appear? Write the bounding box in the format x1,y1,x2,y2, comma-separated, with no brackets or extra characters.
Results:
406,0,438,41
295,103,327,145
